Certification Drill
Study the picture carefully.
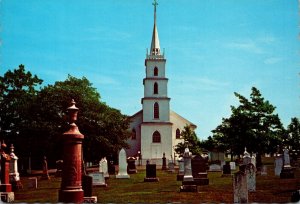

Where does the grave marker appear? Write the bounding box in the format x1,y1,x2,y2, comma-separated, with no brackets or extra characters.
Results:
116,148,130,179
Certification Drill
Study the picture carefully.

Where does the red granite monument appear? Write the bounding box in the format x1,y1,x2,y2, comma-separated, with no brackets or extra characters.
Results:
58,99,84,203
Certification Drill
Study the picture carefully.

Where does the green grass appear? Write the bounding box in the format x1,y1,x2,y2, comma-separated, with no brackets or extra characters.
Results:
14,160,300,203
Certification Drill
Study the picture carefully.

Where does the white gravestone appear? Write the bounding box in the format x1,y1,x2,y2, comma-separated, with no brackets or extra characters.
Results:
246,164,256,192
89,172,107,187
178,158,184,175
183,148,193,182
209,164,222,172
243,148,251,165
283,148,291,168
233,170,248,203
230,162,236,170
251,154,256,168
99,157,109,178
261,165,267,175
116,148,130,179
274,156,283,176
9,145,20,182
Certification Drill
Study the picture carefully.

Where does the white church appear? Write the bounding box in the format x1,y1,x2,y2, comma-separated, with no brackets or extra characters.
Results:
126,1,197,162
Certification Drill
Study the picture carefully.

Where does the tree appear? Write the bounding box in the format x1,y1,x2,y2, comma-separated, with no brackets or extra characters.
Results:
175,125,201,156
286,117,300,150
35,75,131,165
211,87,284,163
0,64,43,158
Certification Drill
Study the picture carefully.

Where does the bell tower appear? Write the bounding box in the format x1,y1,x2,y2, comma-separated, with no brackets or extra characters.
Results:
140,0,173,161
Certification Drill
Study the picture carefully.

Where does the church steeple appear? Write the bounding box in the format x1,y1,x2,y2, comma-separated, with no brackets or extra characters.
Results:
150,0,161,56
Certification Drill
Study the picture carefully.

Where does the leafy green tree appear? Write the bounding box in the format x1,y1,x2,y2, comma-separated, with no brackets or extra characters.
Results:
35,75,131,165
0,65,43,157
175,125,201,156
286,117,300,150
211,87,284,163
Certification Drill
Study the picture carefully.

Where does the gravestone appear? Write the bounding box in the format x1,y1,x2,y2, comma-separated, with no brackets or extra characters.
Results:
162,153,167,170
116,148,130,179
230,161,236,170
41,156,50,180
28,177,38,189
127,157,137,174
274,156,283,176
261,165,267,175
177,157,184,181
89,172,107,187
245,163,256,192
233,165,248,203
191,155,209,186
209,164,222,172
280,148,294,179
99,157,109,178
144,164,159,182
9,144,23,190
167,162,175,173
180,148,197,192
243,148,251,165
222,161,231,177
251,154,256,168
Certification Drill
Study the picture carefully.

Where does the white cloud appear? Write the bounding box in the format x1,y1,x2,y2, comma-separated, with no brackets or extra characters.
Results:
225,40,264,54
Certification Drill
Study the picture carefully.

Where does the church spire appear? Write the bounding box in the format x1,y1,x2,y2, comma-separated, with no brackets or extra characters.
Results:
150,0,161,56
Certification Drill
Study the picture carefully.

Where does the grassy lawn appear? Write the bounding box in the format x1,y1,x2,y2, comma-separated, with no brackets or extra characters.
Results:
14,161,300,203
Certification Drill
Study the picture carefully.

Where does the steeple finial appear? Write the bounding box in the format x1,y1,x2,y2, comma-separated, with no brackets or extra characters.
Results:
150,0,161,56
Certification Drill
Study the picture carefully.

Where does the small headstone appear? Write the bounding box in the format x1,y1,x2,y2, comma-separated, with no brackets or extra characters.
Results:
230,162,236,170
274,156,283,176
144,164,159,182
191,155,209,186
222,161,231,176
127,157,137,174
209,164,222,172
233,165,248,203
167,162,175,173
116,148,130,179
99,157,109,178
261,165,267,175
89,172,107,187
28,177,38,189
245,163,256,192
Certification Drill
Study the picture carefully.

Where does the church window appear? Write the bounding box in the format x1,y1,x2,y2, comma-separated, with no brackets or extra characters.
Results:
152,131,161,143
176,128,181,139
154,82,158,94
132,128,136,140
154,67,158,76
154,102,159,119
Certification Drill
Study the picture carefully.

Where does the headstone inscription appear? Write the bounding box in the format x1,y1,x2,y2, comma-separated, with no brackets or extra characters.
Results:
144,164,159,182
116,148,130,179
99,157,109,178
233,165,248,203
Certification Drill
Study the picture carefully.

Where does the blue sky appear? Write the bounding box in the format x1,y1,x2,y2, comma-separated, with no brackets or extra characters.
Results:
1,0,299,140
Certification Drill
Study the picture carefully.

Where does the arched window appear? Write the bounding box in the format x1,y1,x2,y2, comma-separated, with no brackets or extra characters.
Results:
154,67,158,76
154,82,158,94
154,102,159,119
176,128,181,139
152,131,161,143
132,128,136,140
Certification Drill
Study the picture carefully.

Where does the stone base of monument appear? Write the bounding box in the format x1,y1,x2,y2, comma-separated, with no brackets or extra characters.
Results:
128,169,137,174
0,192,14,202
116,174,130,179
177,174,184,181
179,185,197,192
83,196,97,203
280,168,294,179
0,184,12,192
144,177,159,182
